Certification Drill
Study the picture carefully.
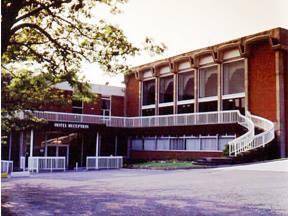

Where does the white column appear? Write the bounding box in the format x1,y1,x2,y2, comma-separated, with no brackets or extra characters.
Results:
194,68,199,112
217,63,222,111
30,129,34,157
96,132,99,157
95,132,100,169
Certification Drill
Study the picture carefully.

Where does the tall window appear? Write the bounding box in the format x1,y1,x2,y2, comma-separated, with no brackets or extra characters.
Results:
159,76,173,103
72,100,83,114
142,80,155,105
223,60,244,95
199,66,218,98
101,97,111,117
178,71,194,101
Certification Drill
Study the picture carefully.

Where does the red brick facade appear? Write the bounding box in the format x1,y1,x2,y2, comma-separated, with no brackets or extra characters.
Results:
248,41,277,121
125,74,139,117
111,96,124,116
130,150,223,161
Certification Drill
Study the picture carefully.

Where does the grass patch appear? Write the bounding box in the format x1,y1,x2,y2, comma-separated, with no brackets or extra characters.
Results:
127,160,209,170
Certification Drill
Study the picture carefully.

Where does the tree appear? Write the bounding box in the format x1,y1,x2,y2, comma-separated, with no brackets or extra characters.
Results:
1,0,165,133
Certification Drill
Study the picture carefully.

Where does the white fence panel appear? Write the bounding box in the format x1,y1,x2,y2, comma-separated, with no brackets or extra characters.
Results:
1,160,13,174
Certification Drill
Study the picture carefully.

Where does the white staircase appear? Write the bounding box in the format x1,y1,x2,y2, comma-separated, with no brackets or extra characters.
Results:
228,111,275,156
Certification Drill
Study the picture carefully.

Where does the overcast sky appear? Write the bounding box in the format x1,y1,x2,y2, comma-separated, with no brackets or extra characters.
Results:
81,0,288,87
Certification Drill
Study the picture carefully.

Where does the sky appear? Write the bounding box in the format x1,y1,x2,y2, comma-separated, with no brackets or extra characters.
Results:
81,0,288,87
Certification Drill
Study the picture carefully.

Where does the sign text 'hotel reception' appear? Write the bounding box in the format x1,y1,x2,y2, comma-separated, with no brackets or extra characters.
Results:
54,122,89,129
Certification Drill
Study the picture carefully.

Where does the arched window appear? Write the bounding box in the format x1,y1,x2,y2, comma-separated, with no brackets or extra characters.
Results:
142,79,155,105
159,75,174,103
199,66,218,98
178,71,194,100
223,60,244,95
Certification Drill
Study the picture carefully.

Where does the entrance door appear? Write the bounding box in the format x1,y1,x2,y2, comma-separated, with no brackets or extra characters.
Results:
46,145,69,167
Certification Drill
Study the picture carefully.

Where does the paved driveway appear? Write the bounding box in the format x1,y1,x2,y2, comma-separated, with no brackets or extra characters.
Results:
2,160,288,216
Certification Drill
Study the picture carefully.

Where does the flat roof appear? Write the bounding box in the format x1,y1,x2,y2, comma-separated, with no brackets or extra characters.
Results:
55,82,125,96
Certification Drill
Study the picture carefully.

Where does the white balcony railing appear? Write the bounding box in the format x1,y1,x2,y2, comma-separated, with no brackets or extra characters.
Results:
32,110,275,157
1,160,13,174
28,157,66,173
33,110,243,128
86,156,123,170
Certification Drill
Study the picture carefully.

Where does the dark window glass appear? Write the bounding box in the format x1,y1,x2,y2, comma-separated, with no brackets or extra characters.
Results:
178,72,194,100
142,80,155,105
223,60,244,95
199,66,218,97
159,106,173,115
142,108,155,116
72,100,82,114
159,76,174,103
223,98,245,114
72,107,82,114
178,104,194,114
72,100,82,107
199,101,217,112
101,99,110,110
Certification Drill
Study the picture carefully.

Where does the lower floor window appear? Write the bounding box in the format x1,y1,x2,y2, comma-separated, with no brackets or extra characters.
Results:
199,101,217,112
159,106,173,115
178,104,194,114
142,108,155,116
131,135,235,152
223,97,245,114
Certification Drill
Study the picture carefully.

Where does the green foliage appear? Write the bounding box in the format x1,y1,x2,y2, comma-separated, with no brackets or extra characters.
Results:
1,0,166,132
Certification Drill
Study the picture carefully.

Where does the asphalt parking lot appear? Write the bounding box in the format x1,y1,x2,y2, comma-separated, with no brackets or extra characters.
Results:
2,160,288,216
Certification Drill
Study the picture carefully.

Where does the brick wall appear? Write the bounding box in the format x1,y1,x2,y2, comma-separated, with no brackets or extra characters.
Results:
39,90,73,113
83,94,101,115
130,150,223,161
248,41,277,121
111,96,124,116
125,74,139,117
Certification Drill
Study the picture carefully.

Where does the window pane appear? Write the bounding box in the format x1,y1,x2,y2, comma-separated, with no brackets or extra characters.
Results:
223,98,245,114
72,100,82,108
142,80,155,105
178,72,194,100
159,106,173,115
72,107,82,114
142,108,155,116
199,101,217,112
199,66,217,97
223,60,244,95
101,99,110,109
159,76,174,103
178,104,194,113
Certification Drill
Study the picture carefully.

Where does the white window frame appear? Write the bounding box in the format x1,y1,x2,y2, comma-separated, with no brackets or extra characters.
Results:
72,100,83,114
158,73,174,107
198,64,218,100
101,96,111,119
141,77,156,108
222,58,245,98
177,69,196,104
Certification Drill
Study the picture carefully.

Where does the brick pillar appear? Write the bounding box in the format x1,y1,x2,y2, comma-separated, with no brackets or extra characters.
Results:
275,50,286,157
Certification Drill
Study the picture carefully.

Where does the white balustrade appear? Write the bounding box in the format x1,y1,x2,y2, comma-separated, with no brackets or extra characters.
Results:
28,157,66,173
20,156,26,171
31,110,275,157
1,160,13,174
86,156,123,170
